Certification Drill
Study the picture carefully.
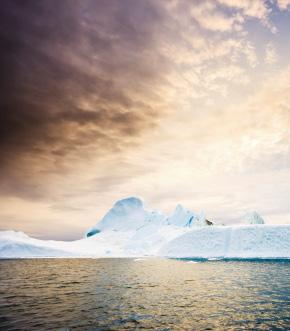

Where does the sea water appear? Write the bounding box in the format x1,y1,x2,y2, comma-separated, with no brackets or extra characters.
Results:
0,258,289,330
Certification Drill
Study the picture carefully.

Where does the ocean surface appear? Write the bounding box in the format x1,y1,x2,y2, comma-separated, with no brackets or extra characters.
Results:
0,258,289,330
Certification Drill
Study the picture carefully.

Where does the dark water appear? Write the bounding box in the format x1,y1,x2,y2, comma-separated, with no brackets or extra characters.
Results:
0,259,289,330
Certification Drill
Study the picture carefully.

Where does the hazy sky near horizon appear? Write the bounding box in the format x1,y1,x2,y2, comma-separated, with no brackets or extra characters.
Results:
1,0,290,240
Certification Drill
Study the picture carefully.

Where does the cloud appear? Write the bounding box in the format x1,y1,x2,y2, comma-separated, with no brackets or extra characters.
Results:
218,0,277,33
276,0,290,10
218,0,270,19
1,0,290,238
190,1,243,32
0,0,264,200
265,42,278,64
0,0,170,197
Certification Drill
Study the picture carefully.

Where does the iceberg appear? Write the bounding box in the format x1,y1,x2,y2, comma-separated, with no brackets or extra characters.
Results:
0,197,289,259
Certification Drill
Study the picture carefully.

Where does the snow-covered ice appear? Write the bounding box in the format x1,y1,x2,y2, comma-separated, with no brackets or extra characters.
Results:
159,225,290,259
0,197,289,259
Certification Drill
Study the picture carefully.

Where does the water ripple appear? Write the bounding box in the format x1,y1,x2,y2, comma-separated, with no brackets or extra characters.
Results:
0,259,289,330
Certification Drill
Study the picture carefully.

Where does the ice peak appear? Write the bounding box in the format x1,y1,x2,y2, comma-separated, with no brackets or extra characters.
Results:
86,197,150,235
113,197,143,210
167,204,198,227
174,204,186,213
246,211,265,224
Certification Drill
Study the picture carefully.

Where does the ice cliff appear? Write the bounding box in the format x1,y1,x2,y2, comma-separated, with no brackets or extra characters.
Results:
0,197,289,259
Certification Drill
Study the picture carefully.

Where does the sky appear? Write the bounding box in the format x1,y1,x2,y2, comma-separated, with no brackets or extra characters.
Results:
0,0,290,240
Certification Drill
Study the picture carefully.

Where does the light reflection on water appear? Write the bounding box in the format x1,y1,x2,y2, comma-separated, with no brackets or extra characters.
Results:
0,258,289,330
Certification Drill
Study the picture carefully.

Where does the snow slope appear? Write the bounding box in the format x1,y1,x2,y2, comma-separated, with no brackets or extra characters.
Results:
0,197,289,259
0,231,73,258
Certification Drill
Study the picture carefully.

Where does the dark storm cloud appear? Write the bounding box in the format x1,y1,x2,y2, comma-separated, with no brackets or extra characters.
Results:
0,0,169,197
